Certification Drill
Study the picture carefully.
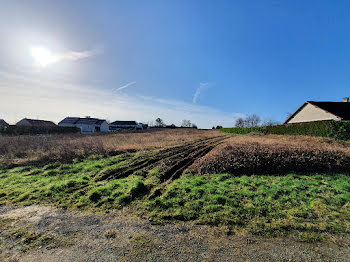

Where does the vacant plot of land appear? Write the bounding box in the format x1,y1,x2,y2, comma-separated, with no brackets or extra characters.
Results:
0,131,349,260
0,136,228,210
0,129,221,167
1,133,349,237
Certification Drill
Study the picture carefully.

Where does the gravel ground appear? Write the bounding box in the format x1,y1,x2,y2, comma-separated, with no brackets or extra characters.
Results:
0,205,349,262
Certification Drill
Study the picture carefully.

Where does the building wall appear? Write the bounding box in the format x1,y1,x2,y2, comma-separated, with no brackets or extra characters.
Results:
76,124,95,133
59,122,109,133
100,121,109,132
288,103,340,124
109,125,138,130
58,123,74,127
109,122,143,131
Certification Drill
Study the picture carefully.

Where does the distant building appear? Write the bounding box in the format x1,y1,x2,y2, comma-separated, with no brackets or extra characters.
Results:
285,98,350,124
0,119,9,127
58,117,109,133
109,120,143,131
16,118,56,127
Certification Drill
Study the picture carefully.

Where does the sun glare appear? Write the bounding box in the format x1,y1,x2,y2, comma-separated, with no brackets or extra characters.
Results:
30,46,57,67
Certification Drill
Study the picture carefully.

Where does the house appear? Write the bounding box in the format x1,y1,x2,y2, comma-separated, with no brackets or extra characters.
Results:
16,118,56,127
58,117,109,133
109,120,143,131
285,98,350,124
0,119,9,127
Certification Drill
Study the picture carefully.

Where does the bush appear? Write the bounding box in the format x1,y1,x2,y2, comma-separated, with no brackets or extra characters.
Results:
221,121,350,140
265,121,332,137
329,121,350,140
221,127,265,135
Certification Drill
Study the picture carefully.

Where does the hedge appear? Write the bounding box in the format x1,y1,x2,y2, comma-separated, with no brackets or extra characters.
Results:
221,120,350,140
221,127,265,134
0,125,80,135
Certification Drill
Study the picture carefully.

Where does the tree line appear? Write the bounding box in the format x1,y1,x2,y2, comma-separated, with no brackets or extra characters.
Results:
234,114,279,128
147,115,279,129
149,118,197,128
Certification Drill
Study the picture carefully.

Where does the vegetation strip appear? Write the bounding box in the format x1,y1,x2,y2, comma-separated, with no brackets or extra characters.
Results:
1,132,349,239
221,120,350,140
0,129,221,168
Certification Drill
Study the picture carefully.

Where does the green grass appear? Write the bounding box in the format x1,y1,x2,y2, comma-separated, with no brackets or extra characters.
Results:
0,154,150,210
146,173,350,237
0,155,349,239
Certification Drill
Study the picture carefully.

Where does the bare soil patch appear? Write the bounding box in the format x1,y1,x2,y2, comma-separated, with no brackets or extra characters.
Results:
1,205,349,262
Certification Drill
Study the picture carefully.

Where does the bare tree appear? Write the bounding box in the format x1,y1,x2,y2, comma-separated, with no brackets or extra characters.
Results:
181,120,192,127
235,118,245,127
262,119,280,126
245,114,261,127
155,118,165,127
235,115,261,127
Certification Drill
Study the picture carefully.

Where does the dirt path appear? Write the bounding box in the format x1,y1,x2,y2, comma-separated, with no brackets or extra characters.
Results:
1,205,349,262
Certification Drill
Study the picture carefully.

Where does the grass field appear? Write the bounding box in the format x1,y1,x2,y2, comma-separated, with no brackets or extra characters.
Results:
1,130,349,241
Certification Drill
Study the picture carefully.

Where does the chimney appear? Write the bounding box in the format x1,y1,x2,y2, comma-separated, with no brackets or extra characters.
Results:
343,97,349,102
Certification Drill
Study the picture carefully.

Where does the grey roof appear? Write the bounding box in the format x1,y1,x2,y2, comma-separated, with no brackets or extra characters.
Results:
59,117,80,125
308,101,350,120
110,120,138,126
59,117,106,126
19,118,56,127
0,119,9,126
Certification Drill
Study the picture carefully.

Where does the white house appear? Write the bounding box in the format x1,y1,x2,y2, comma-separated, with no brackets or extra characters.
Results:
285,98,350,124
58,117,109,133
16,118,56,127
109,120,143,131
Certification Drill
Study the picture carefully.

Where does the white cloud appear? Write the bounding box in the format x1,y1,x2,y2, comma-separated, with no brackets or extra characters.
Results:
114,81,136,92
193,82,211,104
29,46,95,68
58,50,93,61
0,71,243,128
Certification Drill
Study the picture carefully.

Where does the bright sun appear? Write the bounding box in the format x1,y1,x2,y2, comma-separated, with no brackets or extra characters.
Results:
30,46,57,67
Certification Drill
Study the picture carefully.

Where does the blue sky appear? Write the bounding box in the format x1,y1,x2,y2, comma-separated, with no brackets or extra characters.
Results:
1,1,349,128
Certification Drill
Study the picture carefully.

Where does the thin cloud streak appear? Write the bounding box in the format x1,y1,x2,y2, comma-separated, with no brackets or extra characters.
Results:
193,82,210,104
58,50,93,61
114,81,136,91
29,46,98,68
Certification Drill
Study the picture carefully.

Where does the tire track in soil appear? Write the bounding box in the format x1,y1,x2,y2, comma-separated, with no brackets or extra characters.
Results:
148,136,229,198
95,136,228,182
94,135,229,200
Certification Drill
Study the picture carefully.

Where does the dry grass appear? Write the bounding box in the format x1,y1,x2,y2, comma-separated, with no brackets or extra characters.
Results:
0,129,220,167
190,134,350,175
227,134,350,154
